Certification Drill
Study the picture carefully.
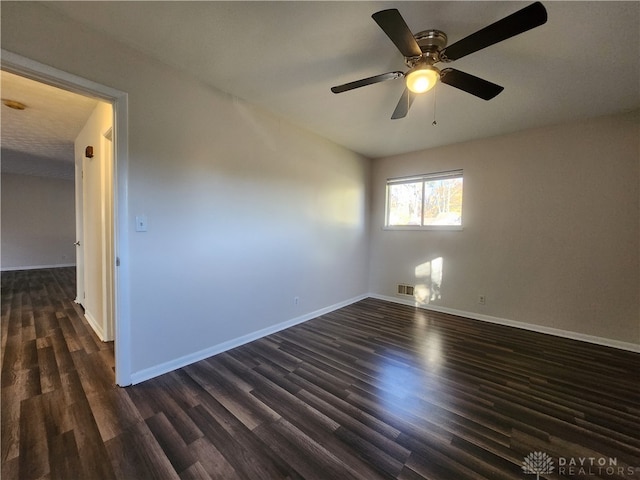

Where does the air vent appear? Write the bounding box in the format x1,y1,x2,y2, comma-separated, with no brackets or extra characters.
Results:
397,284,415,297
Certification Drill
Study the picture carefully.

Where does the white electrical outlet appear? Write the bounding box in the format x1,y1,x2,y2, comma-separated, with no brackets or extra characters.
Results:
294,296,299,305
478,294,486,305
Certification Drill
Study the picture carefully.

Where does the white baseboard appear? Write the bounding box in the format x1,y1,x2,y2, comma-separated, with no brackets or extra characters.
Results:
1,263,76,272
131,292,639,385
369,293,640,353
130,293,370,385
84,309,106,342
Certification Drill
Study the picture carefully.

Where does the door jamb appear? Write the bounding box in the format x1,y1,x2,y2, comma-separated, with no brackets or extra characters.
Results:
1,49,132,386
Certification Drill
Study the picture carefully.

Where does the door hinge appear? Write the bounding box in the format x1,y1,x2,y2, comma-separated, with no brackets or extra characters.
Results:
116,257,120,267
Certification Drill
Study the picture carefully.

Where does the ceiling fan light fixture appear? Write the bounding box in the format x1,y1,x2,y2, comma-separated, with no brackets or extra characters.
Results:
405,65,440,94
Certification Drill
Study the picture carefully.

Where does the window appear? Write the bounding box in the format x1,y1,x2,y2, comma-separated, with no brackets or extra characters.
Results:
385,170,463,228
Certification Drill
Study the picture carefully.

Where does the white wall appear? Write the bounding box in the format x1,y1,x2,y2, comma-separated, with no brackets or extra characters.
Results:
1,172,76,270
0,2,371,380
369,112,640,346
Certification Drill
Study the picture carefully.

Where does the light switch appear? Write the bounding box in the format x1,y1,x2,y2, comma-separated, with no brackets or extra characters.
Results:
135,215,148,232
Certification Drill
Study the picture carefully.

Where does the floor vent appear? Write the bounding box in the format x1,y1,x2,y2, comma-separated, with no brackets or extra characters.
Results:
397,284,415,296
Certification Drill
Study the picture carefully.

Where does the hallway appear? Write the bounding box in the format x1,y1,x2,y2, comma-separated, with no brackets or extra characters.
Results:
1,268,116,479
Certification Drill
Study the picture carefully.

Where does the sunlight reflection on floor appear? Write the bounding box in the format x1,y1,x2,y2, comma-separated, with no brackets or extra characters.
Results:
373,309,445,420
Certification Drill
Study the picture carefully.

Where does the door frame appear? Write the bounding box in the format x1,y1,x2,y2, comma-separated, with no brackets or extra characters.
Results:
1,49,132,386
74,146,85,308
101,127,115,342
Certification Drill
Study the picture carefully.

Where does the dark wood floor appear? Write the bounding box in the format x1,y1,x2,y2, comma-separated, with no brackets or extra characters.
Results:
2,268,639,480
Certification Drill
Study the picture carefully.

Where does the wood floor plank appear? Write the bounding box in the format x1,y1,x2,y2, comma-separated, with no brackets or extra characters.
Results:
1,335,20,388
295,387,410,463
72,348,116,397
251,422,327,480
334,425,405,477
178,460,214,480
20,339,39,373
48,327,76,375
186,437,239,480
1,385,21,463
2,268,639,479
105,421,180,480
18,395,49,480
1,457,19,480
253,418,367,480
69,391,118,480
87,387,145,442
165,409,204,446
37,345,62,394
186,403,292,480
184,358,280,431
291,375,403,441
145,412,198,475
39,389,74,442
49,430,83,480
250,384,397,479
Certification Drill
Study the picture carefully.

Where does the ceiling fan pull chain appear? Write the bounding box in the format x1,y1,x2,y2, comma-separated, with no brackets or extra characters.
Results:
432,82,438,126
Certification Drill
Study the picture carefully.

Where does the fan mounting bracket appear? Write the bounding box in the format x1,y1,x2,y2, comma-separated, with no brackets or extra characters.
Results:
415,29,448,50
406,29,448,66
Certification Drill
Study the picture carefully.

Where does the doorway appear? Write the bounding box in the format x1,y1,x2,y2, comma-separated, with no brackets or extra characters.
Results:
75,100,115,343
1,49,132,385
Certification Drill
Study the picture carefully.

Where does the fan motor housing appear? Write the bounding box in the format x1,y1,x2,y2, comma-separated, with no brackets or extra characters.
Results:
415,29,448,50
410,29,448,65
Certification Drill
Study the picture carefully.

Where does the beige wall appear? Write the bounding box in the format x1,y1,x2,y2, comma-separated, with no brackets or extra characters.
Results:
369,112,640,345
1,172,76,270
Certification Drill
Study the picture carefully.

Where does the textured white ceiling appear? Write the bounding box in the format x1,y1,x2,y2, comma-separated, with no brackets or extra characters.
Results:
2,2,639,165
1,70,98,179
40,1,639,158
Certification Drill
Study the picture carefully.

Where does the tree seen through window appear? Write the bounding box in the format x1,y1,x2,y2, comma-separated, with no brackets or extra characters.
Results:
386,171,463,227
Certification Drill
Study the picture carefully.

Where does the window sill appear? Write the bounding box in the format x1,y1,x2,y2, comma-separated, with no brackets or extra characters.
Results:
383,225,464,231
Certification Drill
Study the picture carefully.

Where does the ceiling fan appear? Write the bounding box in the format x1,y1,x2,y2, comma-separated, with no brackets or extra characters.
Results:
331,2,547,119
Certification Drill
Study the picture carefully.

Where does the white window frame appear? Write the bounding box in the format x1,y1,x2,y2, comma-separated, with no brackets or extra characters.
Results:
384,170,463,230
